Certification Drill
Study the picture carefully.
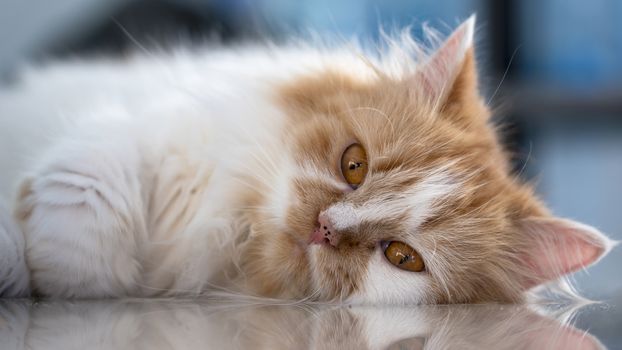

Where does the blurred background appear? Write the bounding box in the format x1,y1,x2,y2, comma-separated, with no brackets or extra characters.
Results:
1,0,621,299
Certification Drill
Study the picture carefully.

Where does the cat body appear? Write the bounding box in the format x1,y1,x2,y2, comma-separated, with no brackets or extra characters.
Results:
0,44,308,297
0,16,613,303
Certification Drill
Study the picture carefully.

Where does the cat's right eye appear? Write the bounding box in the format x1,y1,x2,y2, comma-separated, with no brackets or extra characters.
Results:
383,241,425,272
340,143,368,189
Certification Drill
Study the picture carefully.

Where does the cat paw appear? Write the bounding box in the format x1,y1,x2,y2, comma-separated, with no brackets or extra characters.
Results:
16,148,146,298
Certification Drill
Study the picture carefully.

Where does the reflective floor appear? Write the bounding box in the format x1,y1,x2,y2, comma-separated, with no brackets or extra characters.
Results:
1,295,621,350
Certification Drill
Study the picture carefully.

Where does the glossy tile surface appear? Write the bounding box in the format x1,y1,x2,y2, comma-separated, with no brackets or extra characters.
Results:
1,296,620,349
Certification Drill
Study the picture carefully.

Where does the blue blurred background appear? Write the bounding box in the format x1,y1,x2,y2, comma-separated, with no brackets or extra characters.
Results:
1,0,621,298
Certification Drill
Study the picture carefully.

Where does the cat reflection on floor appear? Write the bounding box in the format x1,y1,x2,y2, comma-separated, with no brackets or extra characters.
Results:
0,300,603,349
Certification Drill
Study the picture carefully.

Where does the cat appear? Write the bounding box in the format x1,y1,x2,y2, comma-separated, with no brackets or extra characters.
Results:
0,299,603,349
0,15,614,303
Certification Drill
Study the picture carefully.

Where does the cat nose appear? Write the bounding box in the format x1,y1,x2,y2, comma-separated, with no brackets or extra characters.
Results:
309,211,340,247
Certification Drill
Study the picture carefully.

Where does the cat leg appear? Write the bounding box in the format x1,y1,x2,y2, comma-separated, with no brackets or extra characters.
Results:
15,138,148,298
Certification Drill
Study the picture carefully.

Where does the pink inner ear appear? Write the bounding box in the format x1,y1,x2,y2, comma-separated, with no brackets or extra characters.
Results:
520,217,611,290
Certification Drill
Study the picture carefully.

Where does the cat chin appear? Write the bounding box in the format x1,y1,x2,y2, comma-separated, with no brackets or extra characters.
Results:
308,244,432,305
346,248,432,305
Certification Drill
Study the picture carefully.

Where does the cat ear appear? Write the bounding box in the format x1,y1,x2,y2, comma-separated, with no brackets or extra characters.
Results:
517,217,615,290
415,15,478,110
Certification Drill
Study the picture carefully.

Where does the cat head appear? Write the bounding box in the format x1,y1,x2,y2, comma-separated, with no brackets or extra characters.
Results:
241,16,614,304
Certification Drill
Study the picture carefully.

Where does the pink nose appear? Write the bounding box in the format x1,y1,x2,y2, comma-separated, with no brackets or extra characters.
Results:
309,212,340,247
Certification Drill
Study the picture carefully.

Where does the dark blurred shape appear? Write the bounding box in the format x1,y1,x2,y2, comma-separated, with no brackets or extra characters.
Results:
52,0,236,56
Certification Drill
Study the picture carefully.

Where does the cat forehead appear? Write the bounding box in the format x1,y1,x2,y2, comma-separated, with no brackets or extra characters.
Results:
279,71,444,135
282,80,482,173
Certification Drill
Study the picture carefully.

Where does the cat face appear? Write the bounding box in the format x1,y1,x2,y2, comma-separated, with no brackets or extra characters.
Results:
241,16,612,303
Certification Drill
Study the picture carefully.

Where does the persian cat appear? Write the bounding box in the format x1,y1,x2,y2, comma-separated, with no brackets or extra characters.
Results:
0,16,614,303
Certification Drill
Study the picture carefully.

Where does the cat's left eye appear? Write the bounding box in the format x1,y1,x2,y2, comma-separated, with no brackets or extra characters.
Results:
340,143,368,188
383,241,425,272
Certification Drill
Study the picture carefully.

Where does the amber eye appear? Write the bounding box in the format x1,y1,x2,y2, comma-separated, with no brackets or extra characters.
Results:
340,143,368,188
383,241,425,272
